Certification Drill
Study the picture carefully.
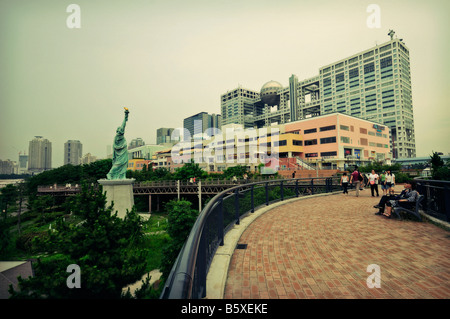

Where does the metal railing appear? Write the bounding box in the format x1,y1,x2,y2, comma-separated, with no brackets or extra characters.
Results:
160,177,341,299
415,179,450,222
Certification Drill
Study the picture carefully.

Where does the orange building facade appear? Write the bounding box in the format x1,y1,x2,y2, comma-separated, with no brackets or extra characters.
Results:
283,112,391,170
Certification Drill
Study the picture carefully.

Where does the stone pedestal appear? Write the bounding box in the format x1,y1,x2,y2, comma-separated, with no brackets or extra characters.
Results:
98,178,135,219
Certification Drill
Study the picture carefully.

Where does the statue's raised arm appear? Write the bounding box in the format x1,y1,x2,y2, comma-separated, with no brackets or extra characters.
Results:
107,108,130,180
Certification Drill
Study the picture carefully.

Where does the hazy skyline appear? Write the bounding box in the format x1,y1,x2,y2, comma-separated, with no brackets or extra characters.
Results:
1,0,449,168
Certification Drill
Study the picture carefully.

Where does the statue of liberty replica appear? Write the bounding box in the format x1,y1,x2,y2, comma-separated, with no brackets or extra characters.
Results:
107,107,129,180
99,107,135,218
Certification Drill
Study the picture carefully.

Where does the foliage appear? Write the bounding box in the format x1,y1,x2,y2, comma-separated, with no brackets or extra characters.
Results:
0,219,12,258
159,200,198,280
1,184,19,216
222,165,249,179
9,183,148,299
26,159,112,195
357,162,401,173
430,152,450,181
128,166,173,182
173,163,208,181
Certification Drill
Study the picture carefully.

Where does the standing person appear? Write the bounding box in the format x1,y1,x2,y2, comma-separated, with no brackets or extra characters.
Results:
368,170,379,197
379,171,387,195
340,172,349,195
385,170,395,195
292,171,296,179
390,172,396,195
350,167,362,197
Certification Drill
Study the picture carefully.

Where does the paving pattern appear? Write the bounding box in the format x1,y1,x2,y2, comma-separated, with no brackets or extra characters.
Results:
224,186,450,299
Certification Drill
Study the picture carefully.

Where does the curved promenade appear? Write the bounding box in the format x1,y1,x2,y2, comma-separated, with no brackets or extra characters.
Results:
211,185,450,299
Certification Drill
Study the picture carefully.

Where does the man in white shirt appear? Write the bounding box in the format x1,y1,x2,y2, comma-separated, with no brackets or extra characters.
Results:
368,170,379,197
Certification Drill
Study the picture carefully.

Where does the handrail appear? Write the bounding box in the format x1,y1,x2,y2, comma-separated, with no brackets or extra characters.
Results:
160,176,340,299
414,178,450,222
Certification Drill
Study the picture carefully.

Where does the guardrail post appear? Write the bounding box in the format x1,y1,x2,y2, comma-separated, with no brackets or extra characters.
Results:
198,233,207,299
218,196,224,246
445,185,450,222
251,185,254,213
234,188,240,225
280,181,284,201
265,182,269,205
310,179,314,195
295,179,299,197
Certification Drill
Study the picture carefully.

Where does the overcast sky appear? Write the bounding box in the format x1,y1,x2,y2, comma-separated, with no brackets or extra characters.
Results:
1,0,449,168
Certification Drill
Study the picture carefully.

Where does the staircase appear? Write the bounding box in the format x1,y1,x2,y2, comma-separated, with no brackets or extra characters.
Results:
295,157,315,170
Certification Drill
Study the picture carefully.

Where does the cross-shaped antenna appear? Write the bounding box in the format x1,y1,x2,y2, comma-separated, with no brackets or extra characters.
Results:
388,29,395,40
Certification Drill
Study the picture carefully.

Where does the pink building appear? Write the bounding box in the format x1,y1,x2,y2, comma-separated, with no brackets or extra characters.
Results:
283,113,391,170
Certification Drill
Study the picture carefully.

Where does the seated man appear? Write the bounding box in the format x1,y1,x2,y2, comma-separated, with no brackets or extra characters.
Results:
374,181,418,215
380,181,419,218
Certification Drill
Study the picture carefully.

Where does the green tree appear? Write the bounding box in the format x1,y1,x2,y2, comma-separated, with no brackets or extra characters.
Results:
1,184,18,218
173,163,207,181
160,200,198,280
223,165,249,179
430,152,450,180
26,160,112,195
9,184,148,299
0,218,11,258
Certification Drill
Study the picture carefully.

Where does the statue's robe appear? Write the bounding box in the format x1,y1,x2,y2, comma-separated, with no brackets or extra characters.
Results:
107,117,128,180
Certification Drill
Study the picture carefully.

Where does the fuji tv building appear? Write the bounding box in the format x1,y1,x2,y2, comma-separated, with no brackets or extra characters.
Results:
220,33,416,160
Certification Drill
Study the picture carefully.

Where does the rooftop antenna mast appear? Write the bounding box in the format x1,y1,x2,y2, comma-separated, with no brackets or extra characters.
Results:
388,29,395,40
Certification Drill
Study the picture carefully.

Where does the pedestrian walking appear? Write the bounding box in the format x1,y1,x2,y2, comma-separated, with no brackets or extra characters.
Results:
368,169,379,197
340,172,349,195
379,171,387,195
385,170,395,195
349,167,363,197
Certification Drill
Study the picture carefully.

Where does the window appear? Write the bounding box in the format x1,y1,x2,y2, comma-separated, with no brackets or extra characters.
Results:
340,136,350,143
380,56,393,68
349,68,359,79
293,140,303,146
320,125,336,132
304,128,317,134
305,139,317,146
320,137,336,144
360,128,367,134
340,125,349,131
364,62,375,74
273,140,287,147
305,153,318,158
360,138,368,146
321,151,337,157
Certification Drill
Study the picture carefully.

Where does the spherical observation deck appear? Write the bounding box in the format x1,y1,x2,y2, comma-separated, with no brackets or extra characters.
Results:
260,80,282,106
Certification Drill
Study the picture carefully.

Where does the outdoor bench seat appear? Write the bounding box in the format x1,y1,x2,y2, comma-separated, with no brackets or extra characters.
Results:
393,195,424,221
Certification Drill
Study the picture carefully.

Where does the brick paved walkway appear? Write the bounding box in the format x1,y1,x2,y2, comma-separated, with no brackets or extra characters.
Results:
224,186,450,299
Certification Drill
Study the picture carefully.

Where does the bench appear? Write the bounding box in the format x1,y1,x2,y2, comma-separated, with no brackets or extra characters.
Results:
392,195,424,221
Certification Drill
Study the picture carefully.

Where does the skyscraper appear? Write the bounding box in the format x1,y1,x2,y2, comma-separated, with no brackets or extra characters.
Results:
18,153,28,174
28,136,52,173
156,128,174,145
220,33,415,158
128,138,145,150
64,140,83,165
183,112,222,140
221,86,260,128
